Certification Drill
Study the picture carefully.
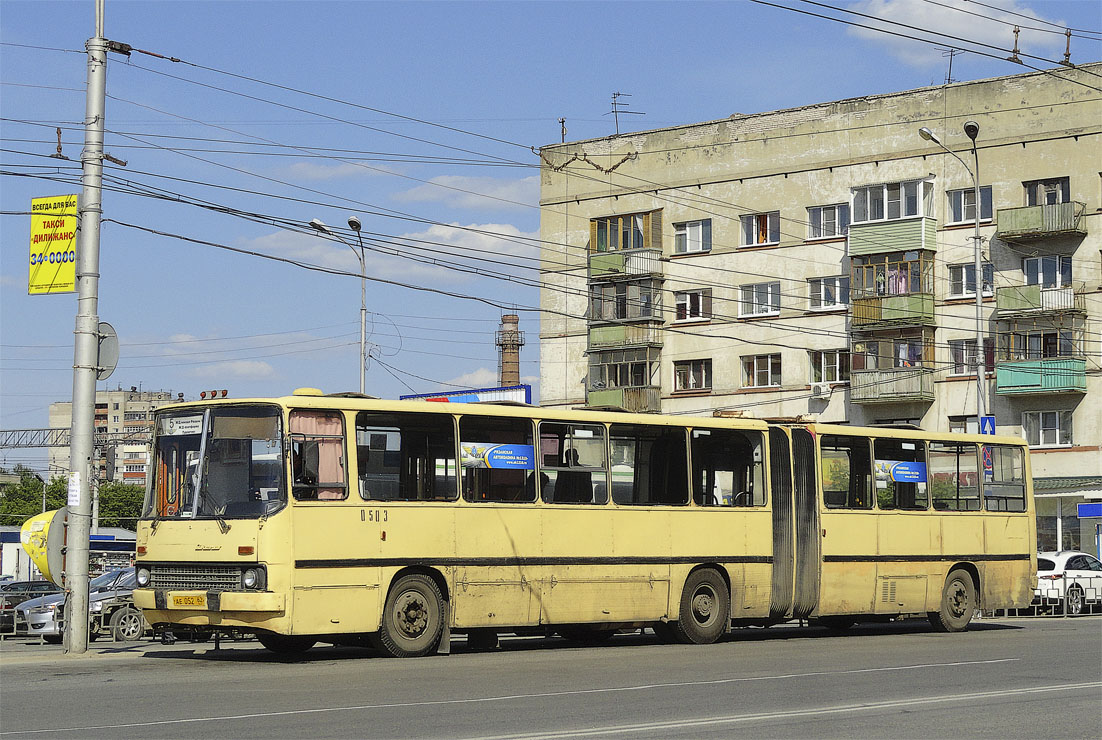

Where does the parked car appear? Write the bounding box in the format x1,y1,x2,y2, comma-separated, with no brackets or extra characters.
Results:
1034,551,1102,616
14,569,145,642
0,580,62,634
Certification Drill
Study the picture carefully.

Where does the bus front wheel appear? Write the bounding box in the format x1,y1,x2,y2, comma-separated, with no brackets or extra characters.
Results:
375,574,445,658
671,569,729,644
928,569,976,633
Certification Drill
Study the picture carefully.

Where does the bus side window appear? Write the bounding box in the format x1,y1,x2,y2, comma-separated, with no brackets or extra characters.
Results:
459,415,536,503
929,441,981,511
873,438,928,511
983,445,1026,512
538,422,609,504
691,428,765,507
820,435,872,509
289,410,347,501
608,424,689,506
355,411,458,501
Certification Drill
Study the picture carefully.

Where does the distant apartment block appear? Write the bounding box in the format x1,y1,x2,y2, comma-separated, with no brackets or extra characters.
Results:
537,64,1102,553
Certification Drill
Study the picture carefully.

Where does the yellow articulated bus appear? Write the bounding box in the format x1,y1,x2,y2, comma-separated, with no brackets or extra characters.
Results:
132,389,1036,656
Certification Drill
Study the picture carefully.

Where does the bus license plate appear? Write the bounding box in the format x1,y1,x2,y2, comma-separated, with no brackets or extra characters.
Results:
171,594,206,608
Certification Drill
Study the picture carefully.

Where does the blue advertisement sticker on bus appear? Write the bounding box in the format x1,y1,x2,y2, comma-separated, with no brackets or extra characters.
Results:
875,460,927,483
461,443,535,469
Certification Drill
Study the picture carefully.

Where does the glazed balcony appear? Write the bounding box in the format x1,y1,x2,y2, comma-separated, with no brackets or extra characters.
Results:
995,358,1086,395
851,292,935,327
995,202,1086,241
847,217,937,257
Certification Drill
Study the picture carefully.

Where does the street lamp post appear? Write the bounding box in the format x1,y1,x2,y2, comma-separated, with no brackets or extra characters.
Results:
309,218,367,395
919,123,986,430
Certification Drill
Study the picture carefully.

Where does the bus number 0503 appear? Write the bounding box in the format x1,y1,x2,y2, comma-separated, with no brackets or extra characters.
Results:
362,509,387,523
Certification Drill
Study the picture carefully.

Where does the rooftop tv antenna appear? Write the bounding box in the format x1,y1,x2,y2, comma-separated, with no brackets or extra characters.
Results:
605,92,644,135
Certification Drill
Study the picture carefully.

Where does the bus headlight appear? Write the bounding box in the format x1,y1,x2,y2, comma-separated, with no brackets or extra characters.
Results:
243,568,259,589
136,567,151,587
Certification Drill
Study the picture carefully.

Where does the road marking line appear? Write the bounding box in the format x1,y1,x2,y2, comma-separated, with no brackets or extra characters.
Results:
465,682,1102,739
0,657,1022,736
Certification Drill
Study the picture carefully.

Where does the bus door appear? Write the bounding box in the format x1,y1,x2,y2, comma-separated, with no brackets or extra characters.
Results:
452,415,541,628
871,437,931,614
817,433,877,615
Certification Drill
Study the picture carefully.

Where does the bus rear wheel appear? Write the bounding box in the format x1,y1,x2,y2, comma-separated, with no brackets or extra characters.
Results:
928,569,976,633
375,574,444,658
671,569,729,644
258,633,317,654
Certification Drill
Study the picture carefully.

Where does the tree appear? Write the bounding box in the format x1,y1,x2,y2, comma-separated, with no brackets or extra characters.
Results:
97,481,144,530
0,467,66,526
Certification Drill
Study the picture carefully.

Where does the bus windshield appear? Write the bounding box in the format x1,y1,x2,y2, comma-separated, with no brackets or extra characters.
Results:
146,405,284,519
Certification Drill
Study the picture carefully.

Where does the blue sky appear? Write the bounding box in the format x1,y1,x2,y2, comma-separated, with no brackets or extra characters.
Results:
2,0,1100,470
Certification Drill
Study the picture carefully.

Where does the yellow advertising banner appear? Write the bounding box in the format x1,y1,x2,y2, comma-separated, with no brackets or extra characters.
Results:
28,194,79,295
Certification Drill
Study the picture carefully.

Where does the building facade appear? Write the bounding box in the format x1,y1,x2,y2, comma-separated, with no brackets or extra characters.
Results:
48,387,182,484
538,65,1102,553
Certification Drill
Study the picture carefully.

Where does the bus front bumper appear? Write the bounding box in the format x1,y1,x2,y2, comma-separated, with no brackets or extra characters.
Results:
133,588,285,612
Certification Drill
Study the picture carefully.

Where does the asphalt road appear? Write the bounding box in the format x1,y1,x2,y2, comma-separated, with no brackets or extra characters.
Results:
1,617,1099,740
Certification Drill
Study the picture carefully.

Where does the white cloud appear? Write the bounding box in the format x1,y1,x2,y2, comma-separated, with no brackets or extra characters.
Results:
848,0,1071,68
446,367,498,388
0,274,22,288
394,175,539,211
241,221,540,285
188,360,276,379
282,161,376,181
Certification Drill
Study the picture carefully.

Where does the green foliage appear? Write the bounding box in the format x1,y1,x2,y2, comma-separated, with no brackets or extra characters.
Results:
0,467,65,526
0,467,144,530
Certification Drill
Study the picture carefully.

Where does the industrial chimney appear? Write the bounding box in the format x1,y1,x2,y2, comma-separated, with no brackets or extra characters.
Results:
495,314,525,386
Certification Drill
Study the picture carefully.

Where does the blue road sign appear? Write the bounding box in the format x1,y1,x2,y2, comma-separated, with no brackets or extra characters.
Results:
980,416,996,435
1078,502,1102,518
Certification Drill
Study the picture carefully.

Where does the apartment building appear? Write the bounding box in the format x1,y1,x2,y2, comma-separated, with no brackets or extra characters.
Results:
538,64,1101,553
48,387,182,483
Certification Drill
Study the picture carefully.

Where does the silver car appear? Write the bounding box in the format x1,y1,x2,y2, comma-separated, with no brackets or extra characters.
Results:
16,569,141,642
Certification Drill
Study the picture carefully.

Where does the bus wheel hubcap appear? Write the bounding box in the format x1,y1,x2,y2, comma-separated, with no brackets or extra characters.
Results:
396,592,428,637
692,589,715,623
947,582,967,617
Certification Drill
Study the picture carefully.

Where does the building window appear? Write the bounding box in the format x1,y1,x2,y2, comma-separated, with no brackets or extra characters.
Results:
1024,256,1072,288
740,211,780,246
674,289,711,321
674,219,711,254
1022,410,1073,447
590,281,657,321
851,332,934,371
809,276,849,310
948,338,994,374
852,180,929,223
112,415,119,423
1002,329,1076,360
738,281,781,317
590,211,659,252
743,353,782,388
948,263,994,298
674,359,712,392
807,204,850,239
1024,177,1070,206
947,186,993,224
810,350,850,383
948,416,977,434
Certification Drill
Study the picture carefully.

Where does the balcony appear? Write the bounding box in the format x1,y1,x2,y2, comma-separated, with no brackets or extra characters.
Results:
850,368,935,404
586,386,661,413
852,293,934,327
995,358,1086,395
995,202,1086,241
588,248,663,280
848,217,937,257
995,284,1085,316
588,324,662,350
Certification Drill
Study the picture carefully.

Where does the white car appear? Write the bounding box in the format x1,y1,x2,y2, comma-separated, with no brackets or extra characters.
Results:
1034,551,1102,616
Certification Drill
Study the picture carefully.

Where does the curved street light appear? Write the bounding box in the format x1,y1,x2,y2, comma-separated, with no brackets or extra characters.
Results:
309,218,368,395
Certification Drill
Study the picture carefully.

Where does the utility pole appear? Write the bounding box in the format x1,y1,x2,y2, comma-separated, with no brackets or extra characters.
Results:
66,0,108,655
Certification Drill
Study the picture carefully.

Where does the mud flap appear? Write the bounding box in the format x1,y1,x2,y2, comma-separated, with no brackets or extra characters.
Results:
436,600,451,655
